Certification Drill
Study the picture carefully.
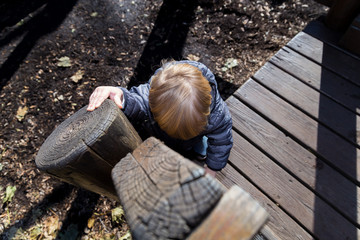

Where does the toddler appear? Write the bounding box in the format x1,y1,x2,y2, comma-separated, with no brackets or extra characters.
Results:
87,60,233,176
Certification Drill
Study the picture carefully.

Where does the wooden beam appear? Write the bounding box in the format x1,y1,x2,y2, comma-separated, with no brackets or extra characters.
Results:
325,0,360,31
340,14,360,56
188,185,268,240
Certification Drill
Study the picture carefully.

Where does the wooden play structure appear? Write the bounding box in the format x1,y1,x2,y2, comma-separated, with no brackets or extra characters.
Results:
36,1,360,239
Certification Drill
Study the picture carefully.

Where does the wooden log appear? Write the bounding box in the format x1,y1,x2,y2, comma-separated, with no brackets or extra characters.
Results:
188,185,268,240
35,99,142,200
340,14,360,56
325,0,360,31
112,137,268,240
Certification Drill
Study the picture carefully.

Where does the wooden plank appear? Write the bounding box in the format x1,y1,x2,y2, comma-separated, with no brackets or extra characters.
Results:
270,47,360,115
286,31,360,87
234,80,360,184
252,62,360,147
189,186,268,240
227,95,360,227
217,164,312,240
226,130,359,239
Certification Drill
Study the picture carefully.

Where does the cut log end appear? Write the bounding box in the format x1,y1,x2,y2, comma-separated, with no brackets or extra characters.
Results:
112,137,268,240
35,99,142,199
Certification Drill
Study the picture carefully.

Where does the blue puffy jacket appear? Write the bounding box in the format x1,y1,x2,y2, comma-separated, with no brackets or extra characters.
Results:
121,60,233,171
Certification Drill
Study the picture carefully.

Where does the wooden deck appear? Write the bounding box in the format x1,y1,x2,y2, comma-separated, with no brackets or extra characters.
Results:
216,20,360,240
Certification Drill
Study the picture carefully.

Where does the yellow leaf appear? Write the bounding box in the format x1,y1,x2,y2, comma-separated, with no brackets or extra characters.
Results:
71,70,85,83
87,215,95,229
43,215,60,237
16,106,28,121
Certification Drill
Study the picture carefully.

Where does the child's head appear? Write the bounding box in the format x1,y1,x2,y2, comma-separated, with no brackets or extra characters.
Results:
149,62,212,140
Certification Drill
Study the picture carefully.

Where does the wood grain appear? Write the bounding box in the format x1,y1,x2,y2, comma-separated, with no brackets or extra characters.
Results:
35,99,142,199
227,95,360,226
188,185,268,240
228,130,359,239
252,62,360,147
217,165,312,240
270,47,360,115
112,137,225,240
234,80,360,184
286,31,360,87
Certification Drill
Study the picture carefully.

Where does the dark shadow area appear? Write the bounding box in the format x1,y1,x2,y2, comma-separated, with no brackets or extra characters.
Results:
312,30,358,239
0,183,74,240
0,0,78,91
269,0,287,6
57,188,100,240
215,75,239,100
0,0,48,30
128,0,200,88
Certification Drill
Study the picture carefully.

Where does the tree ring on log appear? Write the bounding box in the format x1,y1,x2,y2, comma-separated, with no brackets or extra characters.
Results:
35,99,142,199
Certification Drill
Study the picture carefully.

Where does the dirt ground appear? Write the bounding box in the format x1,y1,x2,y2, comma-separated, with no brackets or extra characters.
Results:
0,0,328,239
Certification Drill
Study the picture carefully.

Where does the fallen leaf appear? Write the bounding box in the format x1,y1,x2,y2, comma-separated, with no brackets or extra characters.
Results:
29,225,42,239
3,185,16,204
57,56,72,68
16,106,28,121
87,215,95,229
119,231,132,240
111,206,125,224
222,58,239,72
43,215,60,238
187,54,200,62
70,70,84,83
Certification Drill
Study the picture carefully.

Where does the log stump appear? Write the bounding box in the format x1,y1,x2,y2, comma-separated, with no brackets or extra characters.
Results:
35,99,142,200
112,137,268,240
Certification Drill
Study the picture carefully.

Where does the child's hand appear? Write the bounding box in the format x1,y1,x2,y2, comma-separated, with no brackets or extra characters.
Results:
87,86,124,111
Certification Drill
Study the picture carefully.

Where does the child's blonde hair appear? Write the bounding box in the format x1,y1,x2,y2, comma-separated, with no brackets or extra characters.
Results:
149,62,212,140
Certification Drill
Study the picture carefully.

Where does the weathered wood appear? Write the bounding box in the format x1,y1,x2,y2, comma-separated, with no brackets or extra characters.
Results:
228,129,359,239
287,31,360,87
234,80,360,184
227,95,360,227
253,62,360,147
303,20,343,48
112,137,225,239
35,99,142,199
340,14,360,56
112,137,268,240
325,0,360,31
188,185,268,240
217,165,312,240
270,47,360,114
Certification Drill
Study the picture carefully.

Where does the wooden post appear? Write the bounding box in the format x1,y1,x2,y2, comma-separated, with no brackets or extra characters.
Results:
112,137,268,239
339,14,360,55
35,99,142,200
325,0,360,31
188,185,268,240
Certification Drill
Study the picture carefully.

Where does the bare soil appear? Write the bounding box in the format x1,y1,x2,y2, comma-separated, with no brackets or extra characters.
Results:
0,0,327,239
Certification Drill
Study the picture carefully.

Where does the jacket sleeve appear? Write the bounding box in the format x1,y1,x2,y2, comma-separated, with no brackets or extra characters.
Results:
205,100,233,171
120,84,150,123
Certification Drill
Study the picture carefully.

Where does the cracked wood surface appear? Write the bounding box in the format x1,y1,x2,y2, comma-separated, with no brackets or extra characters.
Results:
112,137,225,240
35,99,142,200
112,137,268,240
